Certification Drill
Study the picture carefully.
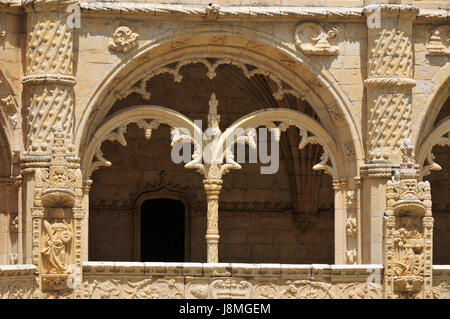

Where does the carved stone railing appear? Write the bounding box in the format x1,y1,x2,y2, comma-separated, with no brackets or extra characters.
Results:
433,265,450,299
0,265,37,299
82,262,383,299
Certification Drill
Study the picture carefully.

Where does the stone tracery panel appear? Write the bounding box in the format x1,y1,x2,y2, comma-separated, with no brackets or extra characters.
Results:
115,58,302,103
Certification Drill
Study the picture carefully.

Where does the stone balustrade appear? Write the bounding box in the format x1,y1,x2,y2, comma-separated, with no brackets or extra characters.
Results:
0,265,37,298
82,262,384,299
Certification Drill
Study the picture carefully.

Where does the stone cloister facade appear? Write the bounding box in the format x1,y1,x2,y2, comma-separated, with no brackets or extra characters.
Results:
0,0,448,299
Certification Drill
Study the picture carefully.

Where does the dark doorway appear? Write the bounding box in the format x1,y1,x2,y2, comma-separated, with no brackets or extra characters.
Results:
140,198,185,262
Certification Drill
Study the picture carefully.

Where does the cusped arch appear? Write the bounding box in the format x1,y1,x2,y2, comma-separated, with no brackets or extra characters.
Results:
82,105,342,182
81,105,203,177
76,25,363,179
218,108,342,179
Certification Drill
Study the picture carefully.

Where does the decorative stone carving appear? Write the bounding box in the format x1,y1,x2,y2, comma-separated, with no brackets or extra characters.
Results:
117,58,301,102
26,14,73,76
426,25,449,56
346,249,357,264
291,212,315,233
345,216,357,237
384,140,434,299
0,95,18,128
418,121,450,179
8,215,18,233
433,281,450,299
295,23,339,56
40,127,76,208
41,220,72,274
344,143,355,160
367,93,411,162
365,27,415,86
205,4,220,21
24,85,75,154
109,26,139,53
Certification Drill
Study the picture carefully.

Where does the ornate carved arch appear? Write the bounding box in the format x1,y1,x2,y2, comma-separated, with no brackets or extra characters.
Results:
216,108,340,179
417,117,450,179
82,105,341,180
76,26,362,179
82,105,203,177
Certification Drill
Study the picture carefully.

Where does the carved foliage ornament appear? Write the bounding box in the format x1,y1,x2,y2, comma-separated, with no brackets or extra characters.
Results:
109,26,139,53
295,23,339,56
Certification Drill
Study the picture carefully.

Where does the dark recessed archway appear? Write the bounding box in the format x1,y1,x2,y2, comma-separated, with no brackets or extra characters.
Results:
140,198,185,262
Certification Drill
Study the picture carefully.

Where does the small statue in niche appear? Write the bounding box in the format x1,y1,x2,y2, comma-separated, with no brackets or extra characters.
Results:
41,220,72,274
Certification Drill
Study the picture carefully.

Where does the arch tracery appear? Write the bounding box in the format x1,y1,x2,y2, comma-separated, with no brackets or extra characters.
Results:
418,117,450,180
76,27,363,178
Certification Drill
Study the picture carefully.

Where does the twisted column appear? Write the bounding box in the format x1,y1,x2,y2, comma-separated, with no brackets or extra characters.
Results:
203,178,222,263
22,0,81,298
361,4,418,264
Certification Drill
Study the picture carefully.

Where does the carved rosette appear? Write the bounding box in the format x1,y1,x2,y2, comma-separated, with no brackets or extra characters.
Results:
363,5,418,164
383,140,433,299
109,26,139,53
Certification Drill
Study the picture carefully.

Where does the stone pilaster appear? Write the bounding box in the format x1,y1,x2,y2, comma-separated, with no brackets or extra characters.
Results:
21,0,81,298
383,140,433,299
360,4,418,264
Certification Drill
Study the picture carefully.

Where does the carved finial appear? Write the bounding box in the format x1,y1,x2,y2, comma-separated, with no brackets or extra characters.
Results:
205,3,220,21
207,93,221,136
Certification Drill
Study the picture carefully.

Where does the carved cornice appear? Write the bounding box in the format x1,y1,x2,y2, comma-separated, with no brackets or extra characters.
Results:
22,0,78,12
416,9,450,24
79,3,365,21
363,4,419,21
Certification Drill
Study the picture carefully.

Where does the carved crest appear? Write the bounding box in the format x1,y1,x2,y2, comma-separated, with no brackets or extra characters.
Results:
295,23,339,56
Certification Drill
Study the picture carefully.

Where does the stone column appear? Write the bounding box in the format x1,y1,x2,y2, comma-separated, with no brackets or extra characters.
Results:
203,178,222,263
361,4,418,264
22,0,81,298
333,179,347,264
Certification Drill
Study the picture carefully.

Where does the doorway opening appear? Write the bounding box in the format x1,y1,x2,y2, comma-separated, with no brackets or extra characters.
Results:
140,198,185,262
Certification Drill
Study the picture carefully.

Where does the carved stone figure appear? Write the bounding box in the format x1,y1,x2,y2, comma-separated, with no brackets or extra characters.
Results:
41,220,72,274
295,23,339,55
